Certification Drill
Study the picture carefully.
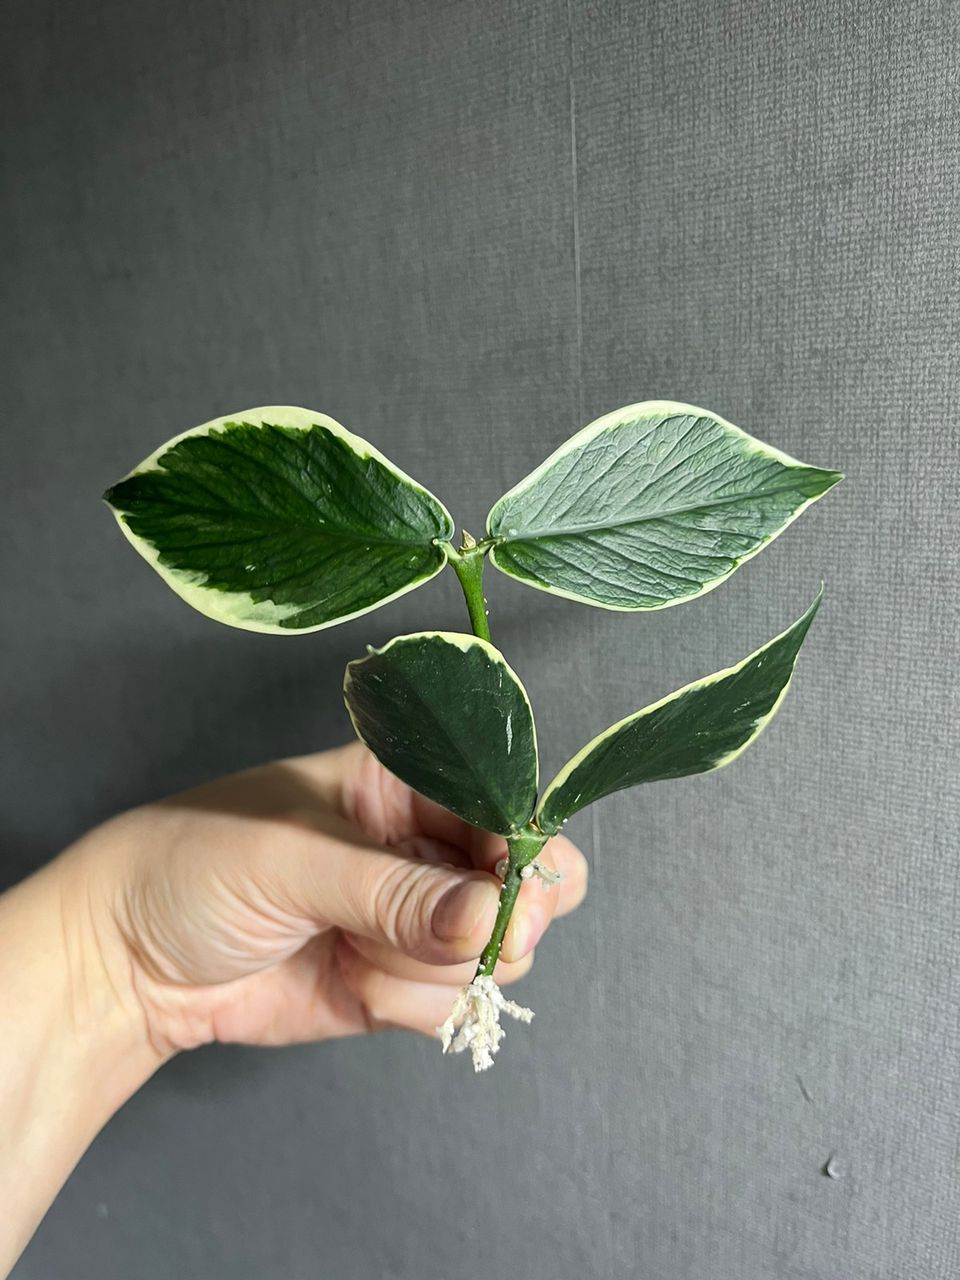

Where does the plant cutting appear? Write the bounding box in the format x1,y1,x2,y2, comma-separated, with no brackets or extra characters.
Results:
104,400,841,1070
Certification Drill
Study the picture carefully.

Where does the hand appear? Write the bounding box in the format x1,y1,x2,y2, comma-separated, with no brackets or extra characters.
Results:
0,741,587,1273
75,741,589,1055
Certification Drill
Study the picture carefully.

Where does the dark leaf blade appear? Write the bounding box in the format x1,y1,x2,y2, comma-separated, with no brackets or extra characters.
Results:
487,401,841,611
537,589,823,832
103,406,455,632
344,633,538,835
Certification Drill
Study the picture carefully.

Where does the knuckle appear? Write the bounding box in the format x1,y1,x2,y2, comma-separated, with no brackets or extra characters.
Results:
370,858,436,955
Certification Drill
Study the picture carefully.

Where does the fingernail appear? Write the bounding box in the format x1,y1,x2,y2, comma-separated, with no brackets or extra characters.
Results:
433,877,495,943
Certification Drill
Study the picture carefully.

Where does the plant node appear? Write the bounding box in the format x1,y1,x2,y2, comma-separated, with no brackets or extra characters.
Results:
495,856,562,888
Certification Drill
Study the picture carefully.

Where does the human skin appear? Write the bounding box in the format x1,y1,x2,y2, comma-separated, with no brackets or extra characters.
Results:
0,741,587,1276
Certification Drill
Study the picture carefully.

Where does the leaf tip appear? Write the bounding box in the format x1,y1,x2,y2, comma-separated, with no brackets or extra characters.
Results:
800,581,824,618
805,467,844,501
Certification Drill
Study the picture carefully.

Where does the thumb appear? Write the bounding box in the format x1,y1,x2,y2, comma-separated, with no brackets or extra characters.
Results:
285,823,502,965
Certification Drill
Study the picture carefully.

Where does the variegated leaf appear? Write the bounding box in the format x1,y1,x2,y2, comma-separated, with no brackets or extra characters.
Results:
104,407,454,633
537,589,823,832
344,632,538,835
488,401,841,611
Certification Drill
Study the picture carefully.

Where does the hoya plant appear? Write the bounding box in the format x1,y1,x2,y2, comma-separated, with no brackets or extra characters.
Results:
104,401,841,1070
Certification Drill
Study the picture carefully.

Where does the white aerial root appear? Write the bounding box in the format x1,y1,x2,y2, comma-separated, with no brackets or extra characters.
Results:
494,857,564,888
438,975,534,1072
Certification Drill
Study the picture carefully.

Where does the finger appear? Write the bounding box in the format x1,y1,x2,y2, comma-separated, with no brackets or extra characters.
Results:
390,832,579,963
283,746,587,964
539,835,590,918
323,741,474,850
494,838,589,962
340,931,534,986
378,831,587,964
335,937,516,1039
316,743,589,918
390,833,472,871
464,830,587,895
273,817,502,966
499,870,559,962
388,833,571,965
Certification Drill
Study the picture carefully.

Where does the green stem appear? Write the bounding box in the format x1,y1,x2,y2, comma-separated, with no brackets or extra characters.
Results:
475,828,547,977
446,543,491,642
444,533,541,981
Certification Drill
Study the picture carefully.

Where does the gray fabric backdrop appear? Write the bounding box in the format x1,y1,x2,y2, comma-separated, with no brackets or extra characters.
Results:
3,1,958,1276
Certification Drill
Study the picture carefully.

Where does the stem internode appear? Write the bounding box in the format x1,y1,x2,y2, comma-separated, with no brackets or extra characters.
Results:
475,828,547,978
444,537,492,642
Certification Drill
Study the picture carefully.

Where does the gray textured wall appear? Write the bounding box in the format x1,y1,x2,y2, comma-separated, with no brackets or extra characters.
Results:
3,1,958,1276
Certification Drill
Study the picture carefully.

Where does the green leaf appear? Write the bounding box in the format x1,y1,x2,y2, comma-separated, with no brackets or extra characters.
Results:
536,589,823,833
104,406,454,633
343,633,538,835
487,401,841,611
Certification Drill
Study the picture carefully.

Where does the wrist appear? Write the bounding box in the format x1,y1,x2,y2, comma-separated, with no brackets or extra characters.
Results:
0,835,167,1271
53,825,173,1087
1,836,168,1111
